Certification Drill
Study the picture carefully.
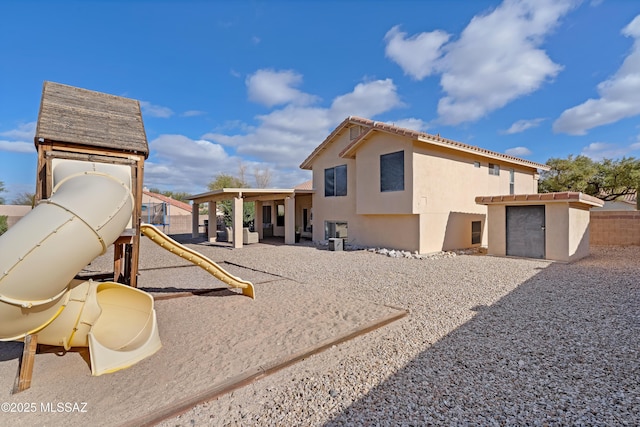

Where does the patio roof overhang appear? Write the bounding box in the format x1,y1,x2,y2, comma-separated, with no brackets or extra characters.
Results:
188,188,314,204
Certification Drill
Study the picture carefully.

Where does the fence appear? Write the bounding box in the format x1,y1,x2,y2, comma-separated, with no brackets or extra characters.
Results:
590,211,640,246
5,211,201,237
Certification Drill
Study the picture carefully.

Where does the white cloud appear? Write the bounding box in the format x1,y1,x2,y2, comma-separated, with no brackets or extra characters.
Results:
580,142,632,160
501,118,546,134
0,140,34,153
140,101,174,118
505,146,532,156
205,78,403,166
0,122,36,140
391,118,430,132
246,69,319,107
385,0,577,125
0,123,36,153
553,14,640,135
384,25,450,80
181,110,206,117
144,76,404,193
145,134,239,191
329,79,404,121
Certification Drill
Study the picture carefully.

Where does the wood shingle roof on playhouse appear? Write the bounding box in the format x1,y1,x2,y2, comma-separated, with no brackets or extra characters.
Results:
34,81,149,158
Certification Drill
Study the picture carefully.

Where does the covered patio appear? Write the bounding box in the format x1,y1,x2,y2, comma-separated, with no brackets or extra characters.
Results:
188,185,313,249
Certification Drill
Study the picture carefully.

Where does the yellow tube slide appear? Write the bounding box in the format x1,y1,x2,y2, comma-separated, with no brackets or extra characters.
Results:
0,163,161,375
140,224,255,299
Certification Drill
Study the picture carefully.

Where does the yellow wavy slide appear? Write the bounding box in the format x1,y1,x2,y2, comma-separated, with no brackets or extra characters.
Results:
140,224,255,299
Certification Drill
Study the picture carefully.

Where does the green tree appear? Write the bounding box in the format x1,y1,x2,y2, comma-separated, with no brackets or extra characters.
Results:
539,155,598,194
539,155,640,201
590,157,640,201
207,173,254,227
12,192,35,206
0,216,7,236
0,181,5,205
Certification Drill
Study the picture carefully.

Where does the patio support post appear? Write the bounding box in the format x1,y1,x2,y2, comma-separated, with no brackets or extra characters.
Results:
255,201,263,240
208,201,216,242
191,202,199,238
284,195,295,245
232,196,243,248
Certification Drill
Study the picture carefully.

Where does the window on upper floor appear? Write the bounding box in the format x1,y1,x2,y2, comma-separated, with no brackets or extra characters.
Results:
474,161,481,168
509,169,515,195
324,164,347,197
489,163,500,176
380,150,405,192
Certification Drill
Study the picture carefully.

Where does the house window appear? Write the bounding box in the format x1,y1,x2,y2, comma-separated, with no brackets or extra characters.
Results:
471,221,482,245
324,165,347,197
380,150,405,192
325,221,348,240
509,169,515,195
276,204,285,227
474,161,481,168
489,163,500,176
509,169,516,194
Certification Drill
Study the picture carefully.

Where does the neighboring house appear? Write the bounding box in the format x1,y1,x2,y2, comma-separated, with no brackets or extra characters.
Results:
141,189,200,234
300,116,550,254
591,192,638,211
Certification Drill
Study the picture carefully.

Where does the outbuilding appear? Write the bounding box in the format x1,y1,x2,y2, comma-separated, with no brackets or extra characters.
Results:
475,192,604,262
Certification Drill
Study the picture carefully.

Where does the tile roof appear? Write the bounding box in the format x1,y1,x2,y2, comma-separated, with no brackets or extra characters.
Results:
300,116,549,171
294,180,313,191
143,190,192,212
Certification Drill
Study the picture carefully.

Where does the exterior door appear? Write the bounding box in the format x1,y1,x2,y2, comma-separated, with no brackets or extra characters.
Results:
506,205,545,259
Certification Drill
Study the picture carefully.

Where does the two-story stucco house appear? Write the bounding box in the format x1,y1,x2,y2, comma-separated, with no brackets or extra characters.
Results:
300,116,550,254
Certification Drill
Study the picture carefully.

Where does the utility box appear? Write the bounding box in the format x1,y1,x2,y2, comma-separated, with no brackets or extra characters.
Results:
328,238,343,251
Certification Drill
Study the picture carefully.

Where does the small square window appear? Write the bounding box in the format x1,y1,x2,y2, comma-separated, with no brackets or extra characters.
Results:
488,163,500,176
474,161,481,168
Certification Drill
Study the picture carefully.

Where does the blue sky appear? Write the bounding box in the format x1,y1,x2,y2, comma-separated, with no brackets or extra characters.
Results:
2,0,640,203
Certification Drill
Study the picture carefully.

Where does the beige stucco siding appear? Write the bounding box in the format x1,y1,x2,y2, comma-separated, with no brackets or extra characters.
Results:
545,204,589,262
351,214,420,250
356,134,413,215
412,143,537,251
309,125,541,252
310,130,357,241
413,142,536,215
486,204,507,256
568,204,591,261
482,200,595,262
545,204,568,261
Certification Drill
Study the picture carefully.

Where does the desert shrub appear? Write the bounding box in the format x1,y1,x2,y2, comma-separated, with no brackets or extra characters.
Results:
0,216,7,236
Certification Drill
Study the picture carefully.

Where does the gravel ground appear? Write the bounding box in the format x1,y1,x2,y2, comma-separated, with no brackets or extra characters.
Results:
154,242,639,427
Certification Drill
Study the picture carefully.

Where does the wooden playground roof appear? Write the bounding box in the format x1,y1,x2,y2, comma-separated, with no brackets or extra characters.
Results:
34,81,149,158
